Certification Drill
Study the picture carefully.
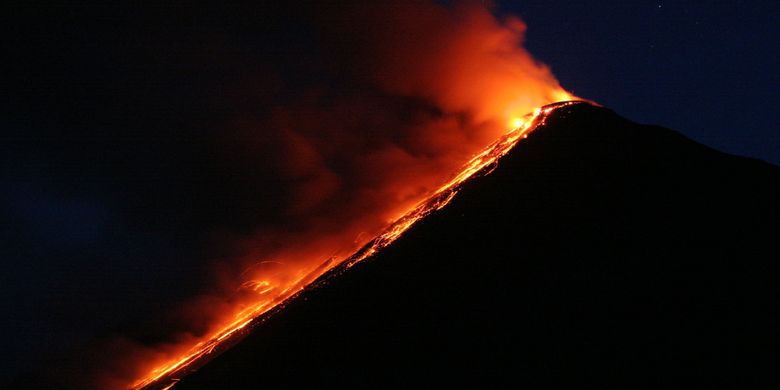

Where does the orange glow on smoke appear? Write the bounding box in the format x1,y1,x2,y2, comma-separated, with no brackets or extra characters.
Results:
111,3,581,389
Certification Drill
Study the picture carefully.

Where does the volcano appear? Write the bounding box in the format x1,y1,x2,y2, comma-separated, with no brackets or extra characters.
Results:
161,102,778,388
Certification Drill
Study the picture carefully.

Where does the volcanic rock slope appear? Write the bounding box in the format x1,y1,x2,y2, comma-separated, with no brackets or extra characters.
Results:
177,103,780,388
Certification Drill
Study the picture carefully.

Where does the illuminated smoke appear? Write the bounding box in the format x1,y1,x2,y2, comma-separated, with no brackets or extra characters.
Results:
76,2,573,388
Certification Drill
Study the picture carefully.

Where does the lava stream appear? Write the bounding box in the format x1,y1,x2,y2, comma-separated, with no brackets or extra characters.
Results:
132,101,584,390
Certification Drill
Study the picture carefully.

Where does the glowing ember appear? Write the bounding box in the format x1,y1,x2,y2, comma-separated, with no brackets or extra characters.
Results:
131,100,584,390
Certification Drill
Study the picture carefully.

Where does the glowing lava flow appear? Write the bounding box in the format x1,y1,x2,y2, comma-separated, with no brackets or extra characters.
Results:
131,100,584,390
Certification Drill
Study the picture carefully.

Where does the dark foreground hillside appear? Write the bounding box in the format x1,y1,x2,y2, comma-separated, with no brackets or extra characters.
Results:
178,103,780,388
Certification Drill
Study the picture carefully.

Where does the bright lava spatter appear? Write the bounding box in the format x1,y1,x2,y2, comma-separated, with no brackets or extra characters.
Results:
132,101,585,390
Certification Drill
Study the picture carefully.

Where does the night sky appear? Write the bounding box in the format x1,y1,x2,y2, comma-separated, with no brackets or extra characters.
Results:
505,0,779,165
2,0,778,386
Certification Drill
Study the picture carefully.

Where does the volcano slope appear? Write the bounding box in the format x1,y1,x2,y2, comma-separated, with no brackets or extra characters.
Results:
176,103,779,388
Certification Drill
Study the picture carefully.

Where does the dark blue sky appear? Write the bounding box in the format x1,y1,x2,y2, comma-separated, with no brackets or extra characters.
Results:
500,0,779,165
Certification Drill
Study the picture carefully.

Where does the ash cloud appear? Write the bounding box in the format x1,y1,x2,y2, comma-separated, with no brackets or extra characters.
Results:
3,1,569,388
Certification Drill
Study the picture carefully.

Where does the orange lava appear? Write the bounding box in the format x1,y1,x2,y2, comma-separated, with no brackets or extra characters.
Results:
131,100,582,390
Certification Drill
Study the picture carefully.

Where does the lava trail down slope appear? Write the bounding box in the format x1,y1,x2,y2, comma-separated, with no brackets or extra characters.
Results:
132,101,580,389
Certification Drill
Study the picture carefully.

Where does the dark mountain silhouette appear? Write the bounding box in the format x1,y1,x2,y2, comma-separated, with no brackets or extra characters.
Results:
175,102,779,388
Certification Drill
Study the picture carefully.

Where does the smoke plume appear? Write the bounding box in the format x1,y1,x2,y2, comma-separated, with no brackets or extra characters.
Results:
32,1,571,388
